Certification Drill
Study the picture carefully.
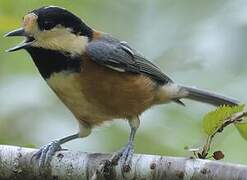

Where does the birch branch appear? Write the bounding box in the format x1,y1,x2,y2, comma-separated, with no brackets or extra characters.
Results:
0,145,246,180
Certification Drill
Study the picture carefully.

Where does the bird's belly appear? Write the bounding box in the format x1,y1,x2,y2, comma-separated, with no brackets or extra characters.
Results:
79,59,158,121
46,64,157,126
46,71,114,125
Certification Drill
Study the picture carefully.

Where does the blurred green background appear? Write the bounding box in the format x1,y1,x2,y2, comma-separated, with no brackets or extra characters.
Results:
1,0,247,165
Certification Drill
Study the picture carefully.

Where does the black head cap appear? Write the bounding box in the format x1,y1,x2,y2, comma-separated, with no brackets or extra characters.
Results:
31,6,93,38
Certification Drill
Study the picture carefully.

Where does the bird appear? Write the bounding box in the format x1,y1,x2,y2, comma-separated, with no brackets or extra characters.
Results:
5,6,239,169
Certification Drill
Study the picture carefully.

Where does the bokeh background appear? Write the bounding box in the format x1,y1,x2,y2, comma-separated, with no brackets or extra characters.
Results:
1,0,247,164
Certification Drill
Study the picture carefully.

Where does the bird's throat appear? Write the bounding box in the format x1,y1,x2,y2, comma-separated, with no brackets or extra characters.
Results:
26,47,82,79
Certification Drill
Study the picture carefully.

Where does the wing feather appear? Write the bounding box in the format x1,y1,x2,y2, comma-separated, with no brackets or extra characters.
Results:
86,36,173,84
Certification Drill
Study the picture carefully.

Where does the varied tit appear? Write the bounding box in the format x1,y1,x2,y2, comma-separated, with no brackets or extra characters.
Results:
5,6,239,169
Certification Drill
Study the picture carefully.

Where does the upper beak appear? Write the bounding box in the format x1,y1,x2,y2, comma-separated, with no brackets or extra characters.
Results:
4,27,35,52
4,28,26,37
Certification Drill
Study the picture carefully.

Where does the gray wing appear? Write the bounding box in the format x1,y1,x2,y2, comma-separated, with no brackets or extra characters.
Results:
86,38,173,84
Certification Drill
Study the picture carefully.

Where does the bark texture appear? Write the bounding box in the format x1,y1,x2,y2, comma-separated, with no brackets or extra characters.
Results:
0,145,246,180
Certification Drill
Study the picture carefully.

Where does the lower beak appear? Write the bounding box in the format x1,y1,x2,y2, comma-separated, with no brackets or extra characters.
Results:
4,28,35,52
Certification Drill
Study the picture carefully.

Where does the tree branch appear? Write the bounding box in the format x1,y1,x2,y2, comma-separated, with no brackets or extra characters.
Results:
0,145,246,180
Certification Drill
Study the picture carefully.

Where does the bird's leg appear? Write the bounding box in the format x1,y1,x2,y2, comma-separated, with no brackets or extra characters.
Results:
111,116,140,170
32,133,80,168
32,122,92,169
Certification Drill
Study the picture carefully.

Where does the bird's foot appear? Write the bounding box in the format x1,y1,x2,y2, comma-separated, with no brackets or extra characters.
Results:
111,143,134,172
31,140,62,169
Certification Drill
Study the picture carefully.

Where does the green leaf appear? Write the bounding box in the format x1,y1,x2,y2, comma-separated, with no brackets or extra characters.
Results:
235,122,247,140
202,104,245,135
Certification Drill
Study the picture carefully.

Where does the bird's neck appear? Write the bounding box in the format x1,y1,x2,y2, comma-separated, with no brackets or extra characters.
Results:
26,47,82,79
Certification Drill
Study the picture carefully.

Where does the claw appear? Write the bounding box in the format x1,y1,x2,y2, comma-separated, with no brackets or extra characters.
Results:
111,143,134,172
31,133,80,172
121,144,134,165
32,140,62,169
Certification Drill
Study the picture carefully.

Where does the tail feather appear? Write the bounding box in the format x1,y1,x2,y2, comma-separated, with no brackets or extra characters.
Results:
179,85,239,106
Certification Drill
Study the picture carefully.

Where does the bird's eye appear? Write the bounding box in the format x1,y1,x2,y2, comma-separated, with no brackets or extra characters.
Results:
43,21,55,30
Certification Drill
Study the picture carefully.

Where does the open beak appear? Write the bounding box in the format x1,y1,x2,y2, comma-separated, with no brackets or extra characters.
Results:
4,28,35,52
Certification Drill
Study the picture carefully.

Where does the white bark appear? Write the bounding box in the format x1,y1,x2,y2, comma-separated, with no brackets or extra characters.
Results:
0,145,246,180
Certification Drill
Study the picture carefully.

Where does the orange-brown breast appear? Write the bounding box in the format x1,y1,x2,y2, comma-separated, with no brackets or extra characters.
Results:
47,55,158,126
78,56,157,124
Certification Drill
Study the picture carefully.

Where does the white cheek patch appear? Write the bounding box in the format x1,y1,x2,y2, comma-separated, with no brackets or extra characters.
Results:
23,13,88,56
32,27,89,55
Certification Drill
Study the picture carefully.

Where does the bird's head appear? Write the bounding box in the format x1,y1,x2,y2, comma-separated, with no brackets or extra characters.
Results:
5,6,93,55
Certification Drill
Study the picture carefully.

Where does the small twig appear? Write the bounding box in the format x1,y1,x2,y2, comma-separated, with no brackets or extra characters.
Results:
200,111,247,159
